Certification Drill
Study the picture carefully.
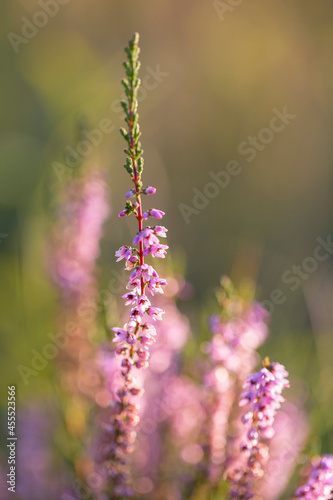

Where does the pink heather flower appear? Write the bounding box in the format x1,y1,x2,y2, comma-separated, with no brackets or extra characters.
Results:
105,33,168,497
137,295,151,314
115,245,127,261
208,302,269,374
49,170,110,298
115,245,135,262
228,360,289,498
154,225,168,237
140,323,157,344
111,327,128,343
149,244,169,258
202,295,270,484
121,292,137,305
126,278,141,294
148,277,167,295
144,186,156,195
239,362,289,437
150,208,165,218
127,293,190,495
143,209,165,219
294,455,333,499
133,227,161,248
125,189,135,198
133,228,152,246
125,256,138,271
148,306,165,321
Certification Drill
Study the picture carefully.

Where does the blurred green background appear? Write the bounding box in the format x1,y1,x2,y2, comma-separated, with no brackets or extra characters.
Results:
1,0,333,461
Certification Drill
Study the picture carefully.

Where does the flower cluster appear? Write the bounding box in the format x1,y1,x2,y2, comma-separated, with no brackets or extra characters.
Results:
294,455,333,499
228,359,289,498
101,33,168,497
203,281,269,482
23,30,333,500
50,169,110,304
208,301,269,375
47,167,111,498
96,276,191,498
48,168,110,403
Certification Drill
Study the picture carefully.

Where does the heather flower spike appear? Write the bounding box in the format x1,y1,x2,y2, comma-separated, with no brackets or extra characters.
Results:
103,33,168,497
229,357,289,499
293,455,333,499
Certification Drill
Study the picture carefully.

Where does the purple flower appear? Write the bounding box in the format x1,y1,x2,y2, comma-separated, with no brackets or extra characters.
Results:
154,225,168,237
203,291,271,484
148,306,165,321
49,169,110,298
115,246,132,261
104,33,168,498
239,362,289,439
144,186,156,195
111,327,128,343
143,209,165,219
150,208,165,218
125,189,135,198
228,359,289,498
150,244,169,258
294,455,333,499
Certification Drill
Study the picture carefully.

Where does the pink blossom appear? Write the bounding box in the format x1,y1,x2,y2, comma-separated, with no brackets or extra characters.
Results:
111,328,128,343
150,208,165,218
125,189,135,198
154,225,168,237
228,360,289,498
121,292,137,305
144,186,156,195
115,246,135,262
148,278,167,295
294,455,333,499
143,209,165,219
240,362,289,438
150,244,169,258
148,307,165,321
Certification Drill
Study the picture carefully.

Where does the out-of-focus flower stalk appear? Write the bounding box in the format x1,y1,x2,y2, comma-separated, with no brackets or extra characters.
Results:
202,279,269,483
292,455,333,499
48,166,110,498
49,167,110,403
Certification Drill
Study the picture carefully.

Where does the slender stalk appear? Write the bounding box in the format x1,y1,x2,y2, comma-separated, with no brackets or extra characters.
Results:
97,33,168,499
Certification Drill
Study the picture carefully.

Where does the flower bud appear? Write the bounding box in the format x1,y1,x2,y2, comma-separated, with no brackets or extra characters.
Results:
125,189,135,198
144,186,156,195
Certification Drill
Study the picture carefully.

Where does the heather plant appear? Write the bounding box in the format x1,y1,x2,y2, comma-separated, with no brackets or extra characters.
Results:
202,278,269,484
89,33,332,500
292,455,333,499
96,33,168,498
47,163,110,496
48,164,110,402
228,358,290,498
26,32,333,500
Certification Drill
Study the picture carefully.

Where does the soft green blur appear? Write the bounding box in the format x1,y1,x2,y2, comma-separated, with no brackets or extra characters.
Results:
1,0,333,479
